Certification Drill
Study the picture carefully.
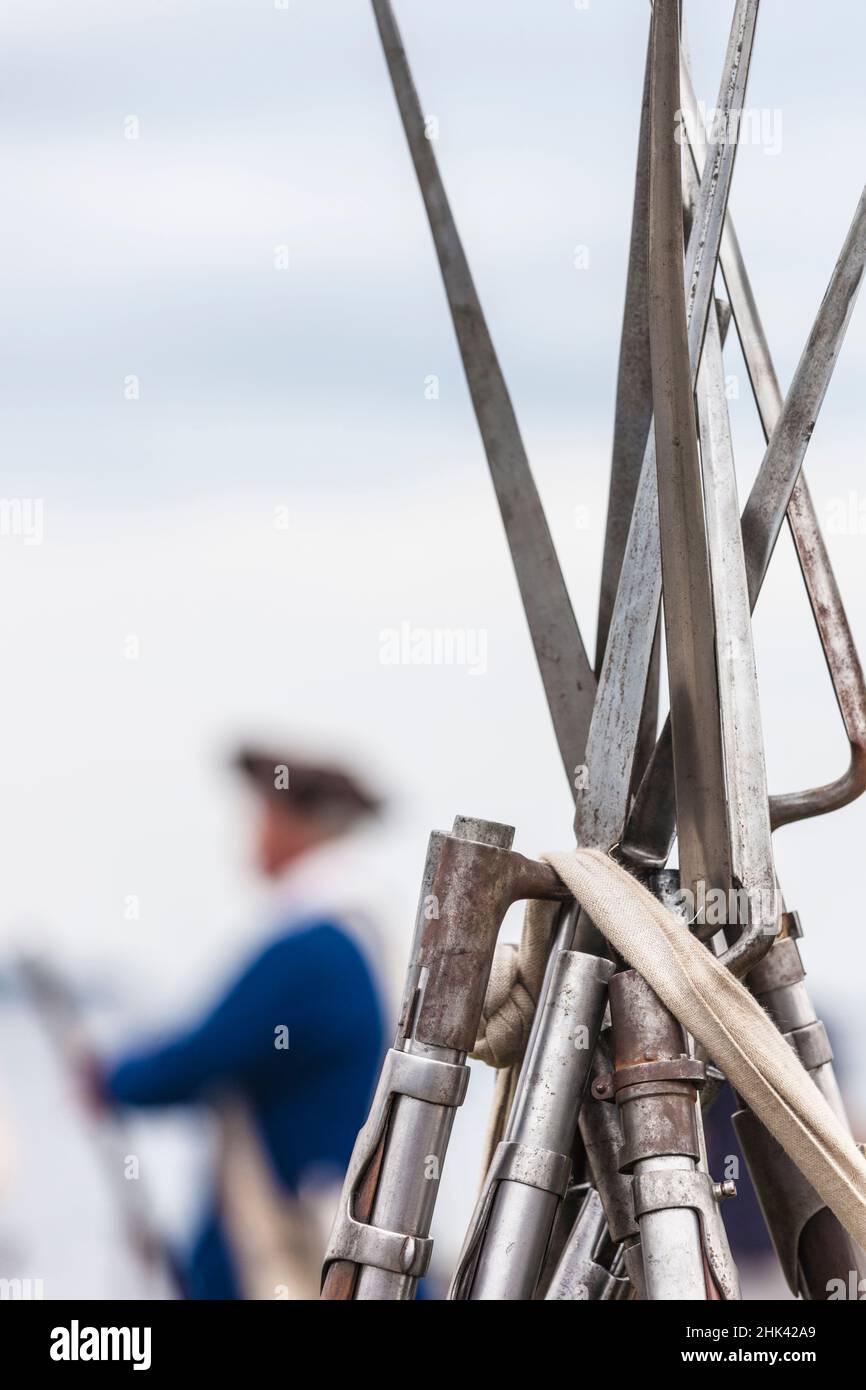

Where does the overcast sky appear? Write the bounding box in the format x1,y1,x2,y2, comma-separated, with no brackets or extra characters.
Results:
0,0,865,1281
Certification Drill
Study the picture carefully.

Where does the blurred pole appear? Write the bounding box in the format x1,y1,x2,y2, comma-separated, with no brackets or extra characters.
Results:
17,954,177,1299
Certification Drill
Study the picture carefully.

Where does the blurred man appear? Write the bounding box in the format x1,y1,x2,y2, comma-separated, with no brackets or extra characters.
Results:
99,749,386,1299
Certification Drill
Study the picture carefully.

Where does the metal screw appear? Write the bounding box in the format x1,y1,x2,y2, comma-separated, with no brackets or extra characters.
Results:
713,1180,737,1202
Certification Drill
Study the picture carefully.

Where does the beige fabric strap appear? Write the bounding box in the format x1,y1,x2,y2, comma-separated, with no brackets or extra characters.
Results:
539,847,866,1250
216,1099,332,1300
472,897,559,1068
470,897,560,1183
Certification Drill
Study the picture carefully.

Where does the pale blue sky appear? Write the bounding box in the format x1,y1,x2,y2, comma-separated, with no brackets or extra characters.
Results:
0,1,864,1284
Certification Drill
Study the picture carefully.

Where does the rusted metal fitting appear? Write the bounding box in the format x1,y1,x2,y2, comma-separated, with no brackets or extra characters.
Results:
787,1020,834,1072
747,934,805,998
591,1074,614,1102
779,909,803,940
400,816,571,1053
579,1043,639,1245
612,1056,706,1095
608,970,703,1174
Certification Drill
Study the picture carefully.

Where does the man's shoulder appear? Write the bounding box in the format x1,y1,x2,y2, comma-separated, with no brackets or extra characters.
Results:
256,918,372,977
251,920,384,1038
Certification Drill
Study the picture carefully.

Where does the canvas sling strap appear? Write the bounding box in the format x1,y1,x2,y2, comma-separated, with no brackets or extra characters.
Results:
473,846,866,1249
470,896,561,1179
215,1098,336,1300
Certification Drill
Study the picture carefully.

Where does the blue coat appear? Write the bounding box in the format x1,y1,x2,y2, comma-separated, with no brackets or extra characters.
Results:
105,919,385,1298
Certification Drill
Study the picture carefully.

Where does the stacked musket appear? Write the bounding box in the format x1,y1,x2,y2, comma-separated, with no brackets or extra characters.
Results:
322,0,866,1301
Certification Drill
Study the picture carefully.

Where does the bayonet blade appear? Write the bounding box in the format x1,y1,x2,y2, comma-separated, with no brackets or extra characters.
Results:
574,0,760,850
623,173,866,866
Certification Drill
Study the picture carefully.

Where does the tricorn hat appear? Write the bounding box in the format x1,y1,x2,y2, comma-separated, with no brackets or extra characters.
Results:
232,746,383,829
